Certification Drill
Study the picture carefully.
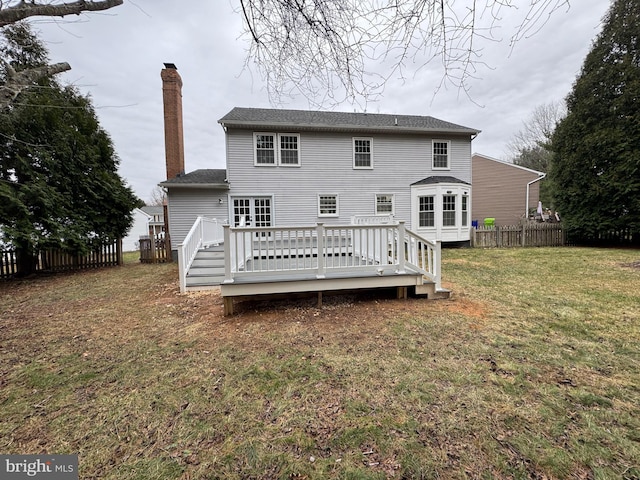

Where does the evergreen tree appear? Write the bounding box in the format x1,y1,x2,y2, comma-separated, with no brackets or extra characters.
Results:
0,23,140,274
550,0,640,240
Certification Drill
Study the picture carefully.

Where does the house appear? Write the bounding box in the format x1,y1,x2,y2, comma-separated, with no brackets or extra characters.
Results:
140,205,165,238
472,153,546,226
162,107,478,248
122,208,152,252
157,64,479,310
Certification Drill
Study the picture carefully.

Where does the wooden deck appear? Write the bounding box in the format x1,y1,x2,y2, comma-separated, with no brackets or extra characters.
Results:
178,219,450,315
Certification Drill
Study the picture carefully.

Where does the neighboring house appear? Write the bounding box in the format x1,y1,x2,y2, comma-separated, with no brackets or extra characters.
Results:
472,153,546,226
140,205,165,238
161,107,479,250
122,208,152,252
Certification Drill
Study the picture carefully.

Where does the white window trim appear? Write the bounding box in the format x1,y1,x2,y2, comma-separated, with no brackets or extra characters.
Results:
442,193,457,227
375,193,395,216
418,195,435,228
278,133,301,168
253,132,301,167
353,137,373,169
432,139,451,171
318,194,339,217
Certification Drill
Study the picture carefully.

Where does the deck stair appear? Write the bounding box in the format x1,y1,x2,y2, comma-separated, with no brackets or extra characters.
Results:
185,245,225,288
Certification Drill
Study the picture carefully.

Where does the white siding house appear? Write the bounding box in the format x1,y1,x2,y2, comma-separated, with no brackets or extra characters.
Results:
161,108,479,251
122,208,152,252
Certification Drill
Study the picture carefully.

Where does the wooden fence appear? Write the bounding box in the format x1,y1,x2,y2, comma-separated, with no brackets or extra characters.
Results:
471,223,566,248
0,239,123,280
139,236,169,263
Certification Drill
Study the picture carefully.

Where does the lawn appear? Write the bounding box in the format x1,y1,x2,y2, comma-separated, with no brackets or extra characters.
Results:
0,247,639,479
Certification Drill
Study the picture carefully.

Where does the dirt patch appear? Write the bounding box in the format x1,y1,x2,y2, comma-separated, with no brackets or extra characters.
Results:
620,260,640,270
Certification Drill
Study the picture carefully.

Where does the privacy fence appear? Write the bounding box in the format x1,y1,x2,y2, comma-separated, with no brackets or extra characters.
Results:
471,223,566,248
0,239,122,280
139,236,170,264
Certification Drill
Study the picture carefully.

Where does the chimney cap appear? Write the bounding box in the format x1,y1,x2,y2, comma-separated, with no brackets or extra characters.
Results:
163,63,177,70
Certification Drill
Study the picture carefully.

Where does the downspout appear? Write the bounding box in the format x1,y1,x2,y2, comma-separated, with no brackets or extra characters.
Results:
525,173,547,218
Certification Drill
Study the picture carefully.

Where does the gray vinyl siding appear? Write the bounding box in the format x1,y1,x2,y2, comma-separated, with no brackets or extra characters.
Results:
472,155,541,226
226,129,472,230
167,188,229,246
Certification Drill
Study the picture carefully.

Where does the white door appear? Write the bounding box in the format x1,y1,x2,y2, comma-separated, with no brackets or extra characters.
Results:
232,197,272,228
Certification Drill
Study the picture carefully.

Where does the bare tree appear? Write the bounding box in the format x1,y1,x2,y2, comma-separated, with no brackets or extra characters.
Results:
148,186,167,207
0,0,123,109
507,101,566,170
238,0,571,106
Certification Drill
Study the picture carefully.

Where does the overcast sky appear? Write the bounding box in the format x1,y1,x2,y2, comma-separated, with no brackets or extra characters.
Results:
32,1,610,203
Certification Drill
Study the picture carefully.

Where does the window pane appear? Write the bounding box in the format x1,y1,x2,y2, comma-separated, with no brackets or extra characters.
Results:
419,196,434,227
443,194,456,226
256,134,275,164
354,139,371,167
280,135,299,165
462,196,468,226
376,194,393,214
319,195,337,215
433,141,448,169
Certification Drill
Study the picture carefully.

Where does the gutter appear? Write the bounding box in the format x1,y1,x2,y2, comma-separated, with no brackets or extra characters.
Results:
525,173,547,218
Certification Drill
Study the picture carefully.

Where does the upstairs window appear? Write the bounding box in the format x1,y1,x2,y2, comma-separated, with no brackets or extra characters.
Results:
433,140,450,169
419,196,435,227
254,133,300,166
353,138,373,169
255,134,276,165
280,135,299,165
375,194,394,215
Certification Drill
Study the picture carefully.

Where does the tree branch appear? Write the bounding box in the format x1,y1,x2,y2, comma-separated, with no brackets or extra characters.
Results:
0,0,124,27
0,61,70,109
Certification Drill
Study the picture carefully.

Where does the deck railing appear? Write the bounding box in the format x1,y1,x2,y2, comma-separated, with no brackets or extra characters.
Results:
178,217,224,292
222,221,441,289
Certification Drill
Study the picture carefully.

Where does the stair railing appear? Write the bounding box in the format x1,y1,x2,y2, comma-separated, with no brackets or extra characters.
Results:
178,216,225,293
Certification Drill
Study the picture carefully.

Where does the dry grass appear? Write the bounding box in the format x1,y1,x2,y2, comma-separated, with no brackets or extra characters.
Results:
1,248,639,479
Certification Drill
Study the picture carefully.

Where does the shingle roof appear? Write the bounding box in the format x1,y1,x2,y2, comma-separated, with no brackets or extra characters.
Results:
159,169,228,188
218,107,480,135
141,205,163,216
411,176,471,186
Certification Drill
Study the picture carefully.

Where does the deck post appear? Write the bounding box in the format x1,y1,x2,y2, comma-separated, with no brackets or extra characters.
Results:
223,224,232,283
223,297,234,316
177,244,186,293
434,240,442,291
316,223,326,279
397,221,406,274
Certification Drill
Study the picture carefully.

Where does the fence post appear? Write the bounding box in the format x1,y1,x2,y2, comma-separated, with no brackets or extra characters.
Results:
117,238,123,265
521,224,526,247
496,225,502,248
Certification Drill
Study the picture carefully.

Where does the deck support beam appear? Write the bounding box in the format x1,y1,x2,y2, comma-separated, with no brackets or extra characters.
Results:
224,297,234,316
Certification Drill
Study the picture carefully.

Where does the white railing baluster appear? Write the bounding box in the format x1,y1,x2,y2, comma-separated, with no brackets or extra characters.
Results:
221,222,440,288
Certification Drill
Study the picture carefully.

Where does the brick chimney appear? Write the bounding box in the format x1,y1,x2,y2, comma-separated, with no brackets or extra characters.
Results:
161,63,185,180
